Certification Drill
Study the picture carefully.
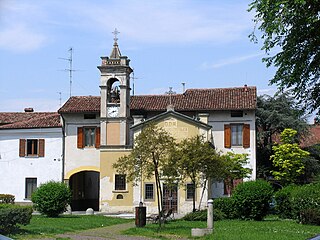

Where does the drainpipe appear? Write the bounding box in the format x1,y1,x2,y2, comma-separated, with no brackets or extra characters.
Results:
60,115,66,183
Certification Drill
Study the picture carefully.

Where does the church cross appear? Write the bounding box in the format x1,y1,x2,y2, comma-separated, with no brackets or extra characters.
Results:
166,87,176,105
112,28,120,43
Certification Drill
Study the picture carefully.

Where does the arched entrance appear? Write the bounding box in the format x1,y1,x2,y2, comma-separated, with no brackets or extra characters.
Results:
69,171,100,211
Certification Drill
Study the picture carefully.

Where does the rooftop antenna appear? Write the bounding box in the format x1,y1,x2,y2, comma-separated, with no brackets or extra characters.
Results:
57,92,62,106
59,47,78,98
131,68,141,96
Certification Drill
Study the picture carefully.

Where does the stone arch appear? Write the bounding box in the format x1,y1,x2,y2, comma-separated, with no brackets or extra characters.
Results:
107,78,120,103
69,170,100,211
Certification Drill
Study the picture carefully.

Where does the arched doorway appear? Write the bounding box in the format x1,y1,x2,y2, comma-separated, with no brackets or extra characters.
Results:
69,171,100,211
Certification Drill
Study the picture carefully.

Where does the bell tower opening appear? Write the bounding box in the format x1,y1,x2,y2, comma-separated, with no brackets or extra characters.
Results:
107,78,120,104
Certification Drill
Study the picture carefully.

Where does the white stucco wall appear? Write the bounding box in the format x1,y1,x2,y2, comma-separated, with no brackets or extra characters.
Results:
0,128,63,202
62,114,100,178
209,110,256,181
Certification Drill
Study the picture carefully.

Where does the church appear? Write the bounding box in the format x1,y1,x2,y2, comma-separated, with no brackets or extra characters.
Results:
58,36,257,214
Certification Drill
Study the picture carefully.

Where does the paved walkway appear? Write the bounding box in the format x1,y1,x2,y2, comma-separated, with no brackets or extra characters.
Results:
40,222,154,240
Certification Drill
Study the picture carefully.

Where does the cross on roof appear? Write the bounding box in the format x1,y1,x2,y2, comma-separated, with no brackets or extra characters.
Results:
165,87,176,105
112,28,120,43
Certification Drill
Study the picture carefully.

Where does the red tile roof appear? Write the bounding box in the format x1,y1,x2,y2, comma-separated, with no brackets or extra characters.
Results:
0,113,61,129
58,86,257,113
301,125,320,147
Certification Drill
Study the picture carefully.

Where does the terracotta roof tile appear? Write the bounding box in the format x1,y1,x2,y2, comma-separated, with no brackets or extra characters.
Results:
58,86,257,113
0,113,61,129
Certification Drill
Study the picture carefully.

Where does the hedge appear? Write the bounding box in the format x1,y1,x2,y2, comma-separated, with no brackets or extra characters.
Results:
0,204,33,234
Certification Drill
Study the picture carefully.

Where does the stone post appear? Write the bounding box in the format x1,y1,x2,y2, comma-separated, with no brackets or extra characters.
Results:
207,199,214,230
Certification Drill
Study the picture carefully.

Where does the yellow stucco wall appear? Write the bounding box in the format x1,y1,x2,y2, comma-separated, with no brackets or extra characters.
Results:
100,115,209,213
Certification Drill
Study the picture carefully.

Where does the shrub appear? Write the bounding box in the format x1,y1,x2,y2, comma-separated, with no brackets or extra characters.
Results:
182,209,225,221
32,181,72,217
0,204,32,234
213,197,238,219
0,194,15,204
232,180,273,221
274,185,298,219
290,182,320,224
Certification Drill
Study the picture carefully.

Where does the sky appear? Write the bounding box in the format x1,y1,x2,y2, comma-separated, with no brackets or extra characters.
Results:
0,0,278,113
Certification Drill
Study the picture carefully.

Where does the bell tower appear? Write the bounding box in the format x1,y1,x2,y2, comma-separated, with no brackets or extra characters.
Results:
98,29,133,148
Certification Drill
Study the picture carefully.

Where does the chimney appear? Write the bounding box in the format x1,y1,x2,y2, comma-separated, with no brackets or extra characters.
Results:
24,108,34,112
244,84,248,92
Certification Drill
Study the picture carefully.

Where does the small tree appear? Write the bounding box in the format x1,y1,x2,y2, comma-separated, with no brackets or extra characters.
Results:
271,128,310,185
222,152,252,196
174,135,224,212
113,124,175,227
31,181,72,217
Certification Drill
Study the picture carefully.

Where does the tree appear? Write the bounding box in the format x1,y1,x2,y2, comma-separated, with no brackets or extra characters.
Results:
271,128,310,185
249,0,320,114
256,93,309,177
112,124,175,227
173,135,224,212
31,181,72,217
222,152,253,195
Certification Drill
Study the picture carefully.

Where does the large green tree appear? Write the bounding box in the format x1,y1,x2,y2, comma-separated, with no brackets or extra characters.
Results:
249,0,320,114
256,93,308,177
271,128,310,185
173,135,225,212
113,124,175,227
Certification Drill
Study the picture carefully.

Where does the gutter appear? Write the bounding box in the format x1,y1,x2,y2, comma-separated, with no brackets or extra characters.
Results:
60,115,66,183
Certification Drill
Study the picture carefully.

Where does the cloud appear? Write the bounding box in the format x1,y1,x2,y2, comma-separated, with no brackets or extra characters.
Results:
0,1,48,52
201,52,264,69
257,88,277,96
0,24,46,52
71,1,251,45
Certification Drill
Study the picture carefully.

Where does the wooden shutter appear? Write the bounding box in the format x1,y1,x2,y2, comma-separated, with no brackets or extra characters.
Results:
19,139,26,157
224,124,231,148
243,124,250,148
95,127,100,148
38,139,45,157
77,127,84,148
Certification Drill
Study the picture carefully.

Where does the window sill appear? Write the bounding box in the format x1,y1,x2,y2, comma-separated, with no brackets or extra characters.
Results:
144,199,155,202
112,190,128,193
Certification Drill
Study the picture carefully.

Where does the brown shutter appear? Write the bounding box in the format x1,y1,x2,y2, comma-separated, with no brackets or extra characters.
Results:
77,127,84,148
243,124,250,148
19,139,26,157
95,127,100,148
38,139,45,157
224,124,231,148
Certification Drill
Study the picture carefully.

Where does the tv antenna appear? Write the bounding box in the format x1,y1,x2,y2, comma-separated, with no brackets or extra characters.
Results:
57,92,62,106
130,68,141,96
59,47,79,97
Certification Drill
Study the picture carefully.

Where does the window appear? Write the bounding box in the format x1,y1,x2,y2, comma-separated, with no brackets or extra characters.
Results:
231,110,243,117
27,139,38,156
25,178,37,199
115,174,126,190
84,114,96,119
84,128,96,147
19,139,45,157
145,183,154,200
231,125,243,146
77,127,100,148
224,124,250,148
186,183,195,200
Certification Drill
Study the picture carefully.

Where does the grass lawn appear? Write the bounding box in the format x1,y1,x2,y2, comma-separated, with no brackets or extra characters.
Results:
9,214,132,239
123,216,320,239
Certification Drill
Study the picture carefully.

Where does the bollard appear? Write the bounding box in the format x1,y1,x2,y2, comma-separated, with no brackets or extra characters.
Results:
207,199,214,229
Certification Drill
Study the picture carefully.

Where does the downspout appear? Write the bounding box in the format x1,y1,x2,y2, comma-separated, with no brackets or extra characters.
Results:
60,115,66,183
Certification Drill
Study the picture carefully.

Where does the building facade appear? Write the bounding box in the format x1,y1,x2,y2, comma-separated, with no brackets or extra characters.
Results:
0,111,62,203
59,39,257,214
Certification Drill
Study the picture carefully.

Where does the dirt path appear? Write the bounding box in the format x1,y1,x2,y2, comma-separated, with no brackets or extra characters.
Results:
55,222,153,240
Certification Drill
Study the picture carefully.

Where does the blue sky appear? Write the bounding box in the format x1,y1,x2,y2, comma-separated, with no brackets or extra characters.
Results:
0,0,277,112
